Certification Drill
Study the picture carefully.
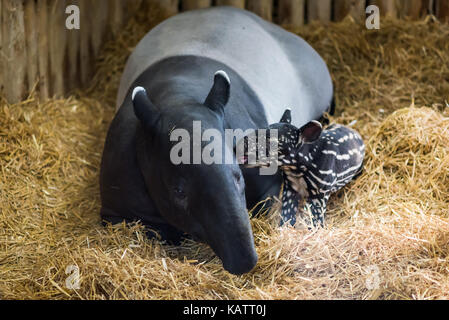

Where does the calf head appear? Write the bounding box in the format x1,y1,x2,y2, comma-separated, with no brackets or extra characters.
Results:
132,71,257,275
238,109,323,169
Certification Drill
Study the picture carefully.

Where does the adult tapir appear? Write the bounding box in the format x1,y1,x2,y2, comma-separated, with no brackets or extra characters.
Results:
100,6,333,275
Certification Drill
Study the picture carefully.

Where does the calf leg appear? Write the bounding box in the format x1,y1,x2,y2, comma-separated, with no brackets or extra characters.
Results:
279,178,302,226
305,193,330,227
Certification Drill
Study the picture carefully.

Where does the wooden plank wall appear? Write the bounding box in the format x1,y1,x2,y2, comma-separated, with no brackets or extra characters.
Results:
1,0,448,103
0,0,127,103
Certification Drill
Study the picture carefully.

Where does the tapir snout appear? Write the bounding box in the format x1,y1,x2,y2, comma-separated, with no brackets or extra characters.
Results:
208,210,258,275
221,240,258,275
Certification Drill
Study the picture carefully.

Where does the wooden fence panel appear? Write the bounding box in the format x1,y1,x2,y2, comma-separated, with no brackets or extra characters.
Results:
0,0,2,97
396,0,424,19
1,0,448,103
66,0,80,93
79,0,92,85
37,0,49,100
278,0,305,27
49,0,67,97
334,0,366,22
436,0,449,22
25,0,38,93
216,0,245,9
247,0,273,21
182,0,212,10
425,0,435,15
126,0,144,21
91,0,109,59
308,0,332,23
109,0,125,37
370,0,400,18
2,0,27,103
158,0,180,17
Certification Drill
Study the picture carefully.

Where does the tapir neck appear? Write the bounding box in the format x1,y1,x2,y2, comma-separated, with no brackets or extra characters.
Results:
132,55,267,130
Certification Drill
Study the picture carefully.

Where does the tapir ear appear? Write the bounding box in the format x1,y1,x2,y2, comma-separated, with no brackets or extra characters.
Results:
298,120,322,144
204,70,230,113
280,108,292,124
132,86,160,131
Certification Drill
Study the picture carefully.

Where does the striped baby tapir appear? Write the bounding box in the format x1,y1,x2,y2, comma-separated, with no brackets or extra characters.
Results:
242,109,365,227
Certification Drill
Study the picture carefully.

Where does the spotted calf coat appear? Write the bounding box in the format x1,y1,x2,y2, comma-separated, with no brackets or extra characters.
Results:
239,109,365,227
275,110,365,227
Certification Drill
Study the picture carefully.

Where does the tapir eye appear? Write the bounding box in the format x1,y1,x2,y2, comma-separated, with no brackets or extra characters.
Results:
172,185,188,211
173,187,186,199
233,172,244,193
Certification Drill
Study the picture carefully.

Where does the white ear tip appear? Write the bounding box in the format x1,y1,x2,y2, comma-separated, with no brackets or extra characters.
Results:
286,107,292,111
132,86,146,100
311,120,322,127
215,70,230,84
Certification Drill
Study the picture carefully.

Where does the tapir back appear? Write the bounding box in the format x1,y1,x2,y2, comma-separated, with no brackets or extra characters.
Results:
117,7,333,127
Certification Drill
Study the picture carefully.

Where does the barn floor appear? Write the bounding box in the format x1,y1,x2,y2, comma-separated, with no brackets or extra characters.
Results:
1,12,449,299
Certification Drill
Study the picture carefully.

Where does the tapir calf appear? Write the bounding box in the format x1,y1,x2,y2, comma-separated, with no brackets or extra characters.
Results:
241,110,365,227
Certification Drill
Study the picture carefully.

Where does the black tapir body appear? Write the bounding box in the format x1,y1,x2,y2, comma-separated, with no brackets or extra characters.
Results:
100,7,333,275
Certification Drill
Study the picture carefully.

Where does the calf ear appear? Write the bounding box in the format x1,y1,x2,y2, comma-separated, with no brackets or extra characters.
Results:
299,120,322,144
280,108,292,123
132,87,160,131
204,70,230,114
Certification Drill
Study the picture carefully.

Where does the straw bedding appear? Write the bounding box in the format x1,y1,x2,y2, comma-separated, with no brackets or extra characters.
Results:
1,8,448,299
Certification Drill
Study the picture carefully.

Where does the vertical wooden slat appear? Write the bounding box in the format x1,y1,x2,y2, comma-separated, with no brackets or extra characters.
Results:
109,0,124,38
125,0,144,21
308,0,332,23
0,0,4,97
423,0,434,15
215,0,246,9
80,0,92,85
278,0,305,27
182,0,212,10
37,0,49,100
91,0,109,59
397,0,424,19
66,0,80,93
247,0,273,21
2,0,27,103
158,0,180,16
25,0,38,94
370,0,399,18
334,0,366,22
49,0,67,97
436,0,449,22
